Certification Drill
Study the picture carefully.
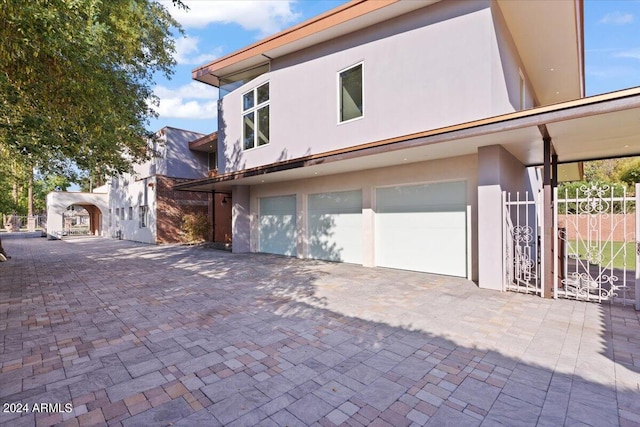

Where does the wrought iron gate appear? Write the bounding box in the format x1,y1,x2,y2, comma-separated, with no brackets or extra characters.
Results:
554,183,638,305
503,191,543,296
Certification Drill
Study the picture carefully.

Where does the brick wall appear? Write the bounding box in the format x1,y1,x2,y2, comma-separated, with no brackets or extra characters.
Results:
156,176,209,244
557,213,636,242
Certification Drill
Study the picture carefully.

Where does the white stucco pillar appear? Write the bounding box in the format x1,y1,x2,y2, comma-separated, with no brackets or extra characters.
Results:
231,185,251,253
477,145,527,291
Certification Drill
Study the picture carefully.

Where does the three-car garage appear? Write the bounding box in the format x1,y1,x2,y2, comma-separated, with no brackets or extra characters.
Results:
256,181,468,278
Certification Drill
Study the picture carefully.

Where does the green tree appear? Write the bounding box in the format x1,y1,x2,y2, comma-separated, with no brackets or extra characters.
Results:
31,174,72,213
0,0,184,178
615,158,640,189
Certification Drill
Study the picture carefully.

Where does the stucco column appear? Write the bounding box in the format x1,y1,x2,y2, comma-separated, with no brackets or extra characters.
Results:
478,144,530,291
231,185,251,253
478,146,504,291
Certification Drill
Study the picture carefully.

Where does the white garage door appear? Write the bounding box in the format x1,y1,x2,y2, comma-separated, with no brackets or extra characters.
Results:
308,190,362,264
259,195,297,256
376,181,467,276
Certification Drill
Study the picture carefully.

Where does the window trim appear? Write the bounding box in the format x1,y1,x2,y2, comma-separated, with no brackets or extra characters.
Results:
337,61,364,125
519,69,526,111
139,205,149,228
242,81,270,151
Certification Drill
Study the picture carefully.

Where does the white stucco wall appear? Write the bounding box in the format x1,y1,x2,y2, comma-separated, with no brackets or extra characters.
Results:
108,176,157,244
477,144,532,291
218,0,533,174
237,154,479,280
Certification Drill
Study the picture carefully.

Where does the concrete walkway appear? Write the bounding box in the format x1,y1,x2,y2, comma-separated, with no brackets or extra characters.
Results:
0,234,638,427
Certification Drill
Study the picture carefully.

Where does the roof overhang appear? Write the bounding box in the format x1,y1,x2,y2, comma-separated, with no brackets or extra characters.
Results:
175,87,640,192
188,132,218,153
193,0,584,105
193,0,440,87
496,0,584,104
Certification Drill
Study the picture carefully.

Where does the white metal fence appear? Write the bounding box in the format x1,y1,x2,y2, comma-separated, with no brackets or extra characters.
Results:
554,183,637,306
503,183,639,309
502,190,543,296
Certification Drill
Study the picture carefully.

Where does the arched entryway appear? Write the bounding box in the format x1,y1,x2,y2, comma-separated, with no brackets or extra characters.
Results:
46,192,108,239
61,204,103,236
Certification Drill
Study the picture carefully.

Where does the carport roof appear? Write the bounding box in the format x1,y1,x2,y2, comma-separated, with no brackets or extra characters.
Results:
175,86,640,193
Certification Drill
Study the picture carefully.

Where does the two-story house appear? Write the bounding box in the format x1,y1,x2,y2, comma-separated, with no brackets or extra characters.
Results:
176,0,640,293
47,127,228,245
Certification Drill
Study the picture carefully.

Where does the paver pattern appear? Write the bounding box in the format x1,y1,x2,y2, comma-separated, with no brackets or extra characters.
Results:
0,233,639,427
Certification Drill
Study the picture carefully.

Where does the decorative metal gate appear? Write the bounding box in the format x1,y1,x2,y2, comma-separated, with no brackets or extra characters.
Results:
554,183,638,305
503,191,543,296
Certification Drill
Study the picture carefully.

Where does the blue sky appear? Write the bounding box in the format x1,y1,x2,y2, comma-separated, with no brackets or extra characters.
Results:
149,0,640,136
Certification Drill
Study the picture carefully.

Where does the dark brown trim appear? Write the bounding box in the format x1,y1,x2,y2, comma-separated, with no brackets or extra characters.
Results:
192,0,399,85
189,132,218,150
175,87,640,191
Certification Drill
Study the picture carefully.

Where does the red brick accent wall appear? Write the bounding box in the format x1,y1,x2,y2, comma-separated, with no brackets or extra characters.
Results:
557,214,636,242
156,176,209,244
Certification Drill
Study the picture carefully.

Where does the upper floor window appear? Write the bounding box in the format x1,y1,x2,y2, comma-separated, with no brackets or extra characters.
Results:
208,151,217,171
339,63,363,123
519,69,526,110
219,63,269,98
242,82,270,150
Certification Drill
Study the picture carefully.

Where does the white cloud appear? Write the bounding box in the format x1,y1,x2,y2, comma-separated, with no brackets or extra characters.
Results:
615,48,640,60
162,0,301,37
151,83,219,120
174,35,222,65
599,11,634,24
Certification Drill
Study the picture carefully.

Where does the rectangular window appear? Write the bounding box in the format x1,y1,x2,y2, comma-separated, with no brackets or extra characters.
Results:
208,151,218,171
108,209,112,227
139,206,148,228
219,63,269,98
242,82,269,150
128,206,133,220
120,208,124,221
519,70,526,110
339,63,363,122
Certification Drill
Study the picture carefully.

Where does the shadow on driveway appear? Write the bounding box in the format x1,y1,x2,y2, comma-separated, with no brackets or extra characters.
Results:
0,235,638,427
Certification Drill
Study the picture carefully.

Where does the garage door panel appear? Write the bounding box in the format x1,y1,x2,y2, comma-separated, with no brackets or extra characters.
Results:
259,195,297,256
376,211,466,275
376,182,466,277
308,190,362,264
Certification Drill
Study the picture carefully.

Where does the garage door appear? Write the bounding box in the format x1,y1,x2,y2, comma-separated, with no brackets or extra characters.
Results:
376,181,466,276
308,190,362,264
259,195,297,256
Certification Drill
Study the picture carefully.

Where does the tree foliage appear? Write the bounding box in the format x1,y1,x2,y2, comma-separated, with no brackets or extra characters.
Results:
0,0,182,178
615,158,640,189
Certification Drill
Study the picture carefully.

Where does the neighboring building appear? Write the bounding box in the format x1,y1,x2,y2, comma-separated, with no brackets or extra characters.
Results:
47,127,227,245
106,127,211,244
172,0,640,294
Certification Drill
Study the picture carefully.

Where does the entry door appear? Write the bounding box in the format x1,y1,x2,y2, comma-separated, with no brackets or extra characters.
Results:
308,190,362,264
214,193,232,243
259,195,297,256
375,181,467,276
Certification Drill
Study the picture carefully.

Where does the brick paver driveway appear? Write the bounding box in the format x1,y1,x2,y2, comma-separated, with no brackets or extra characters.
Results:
1,234,639,427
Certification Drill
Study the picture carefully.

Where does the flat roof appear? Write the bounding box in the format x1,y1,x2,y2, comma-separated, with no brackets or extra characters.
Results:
193,0,583,105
